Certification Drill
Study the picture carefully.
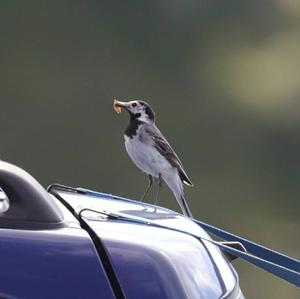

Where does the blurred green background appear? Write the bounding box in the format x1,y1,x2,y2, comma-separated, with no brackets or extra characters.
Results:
0,1,299,297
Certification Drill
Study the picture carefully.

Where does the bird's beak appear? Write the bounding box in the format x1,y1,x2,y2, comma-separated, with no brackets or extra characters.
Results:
113,99,129,114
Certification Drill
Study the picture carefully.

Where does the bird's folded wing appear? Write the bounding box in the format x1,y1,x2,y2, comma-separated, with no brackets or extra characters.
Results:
144,124,193,186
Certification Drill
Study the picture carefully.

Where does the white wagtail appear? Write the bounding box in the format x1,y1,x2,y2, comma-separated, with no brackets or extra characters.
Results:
113,99,193,217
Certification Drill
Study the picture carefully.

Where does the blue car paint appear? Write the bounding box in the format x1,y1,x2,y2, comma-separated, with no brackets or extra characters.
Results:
1,163,297,297
59,190,241,299
94,222,224,299
0,227,115,299
0,179,242,299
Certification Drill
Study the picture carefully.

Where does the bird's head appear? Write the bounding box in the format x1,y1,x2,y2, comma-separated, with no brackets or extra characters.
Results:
113,99,155,123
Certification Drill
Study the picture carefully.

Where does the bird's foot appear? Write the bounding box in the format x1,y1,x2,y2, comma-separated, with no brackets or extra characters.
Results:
140,206,158,214
151,207,157,214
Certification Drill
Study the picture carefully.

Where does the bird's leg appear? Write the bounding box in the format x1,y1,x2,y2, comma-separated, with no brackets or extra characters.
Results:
154,174,162,206
140,174,153,201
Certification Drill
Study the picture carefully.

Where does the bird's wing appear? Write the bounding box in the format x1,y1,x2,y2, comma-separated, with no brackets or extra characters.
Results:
144,124,193,186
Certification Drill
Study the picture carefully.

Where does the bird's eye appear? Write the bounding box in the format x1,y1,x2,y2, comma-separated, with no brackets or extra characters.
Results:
132,103,137,107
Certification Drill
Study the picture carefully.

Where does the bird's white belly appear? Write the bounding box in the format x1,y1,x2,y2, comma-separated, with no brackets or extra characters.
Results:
124,135,172,178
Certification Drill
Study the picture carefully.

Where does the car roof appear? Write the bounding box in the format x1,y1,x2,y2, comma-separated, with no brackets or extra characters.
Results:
55,189,239,299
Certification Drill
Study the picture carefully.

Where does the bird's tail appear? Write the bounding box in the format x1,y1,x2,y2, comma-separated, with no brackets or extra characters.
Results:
174,192,193,217
164,174,193,217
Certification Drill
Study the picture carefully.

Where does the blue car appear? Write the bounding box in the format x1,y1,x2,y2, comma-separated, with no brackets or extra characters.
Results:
0,161,298,298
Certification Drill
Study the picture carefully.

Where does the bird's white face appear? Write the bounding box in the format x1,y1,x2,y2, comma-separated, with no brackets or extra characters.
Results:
114,99,155,123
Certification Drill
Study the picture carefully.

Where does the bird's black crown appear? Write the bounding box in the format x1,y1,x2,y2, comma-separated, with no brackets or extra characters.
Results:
137,101,155,121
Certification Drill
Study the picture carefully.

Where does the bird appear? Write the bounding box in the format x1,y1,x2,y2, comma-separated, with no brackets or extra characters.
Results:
113,99,193,217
